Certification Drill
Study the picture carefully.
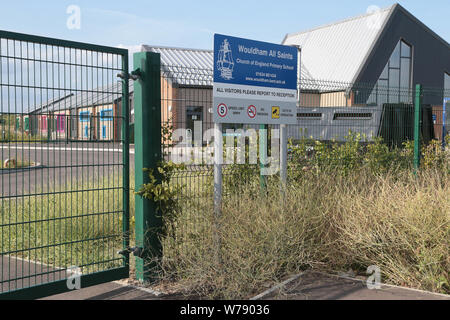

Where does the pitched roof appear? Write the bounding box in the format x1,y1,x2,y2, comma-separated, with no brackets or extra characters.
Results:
282,5,395,85
141,45,213,86
29,80,133,114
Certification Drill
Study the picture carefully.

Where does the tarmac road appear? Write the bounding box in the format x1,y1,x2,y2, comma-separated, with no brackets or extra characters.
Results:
0,142,135,198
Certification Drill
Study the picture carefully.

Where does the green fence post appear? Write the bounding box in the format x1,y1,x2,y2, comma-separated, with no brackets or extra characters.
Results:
121,53,131,278
414,84,422,173
134,51,162,283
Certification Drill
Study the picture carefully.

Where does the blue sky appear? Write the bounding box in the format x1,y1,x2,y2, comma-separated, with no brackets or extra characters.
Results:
0,0,448,55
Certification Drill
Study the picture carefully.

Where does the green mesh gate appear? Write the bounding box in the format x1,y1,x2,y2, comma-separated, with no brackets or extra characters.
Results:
0,30,130,299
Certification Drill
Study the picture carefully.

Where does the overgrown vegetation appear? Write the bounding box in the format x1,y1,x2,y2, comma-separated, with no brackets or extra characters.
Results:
2,131,448,298
157,135,449,298
136,162,186,237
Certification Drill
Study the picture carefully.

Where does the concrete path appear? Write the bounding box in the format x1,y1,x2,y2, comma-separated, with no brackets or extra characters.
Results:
41,282,162,300
259,271,450,300
41,271,450,300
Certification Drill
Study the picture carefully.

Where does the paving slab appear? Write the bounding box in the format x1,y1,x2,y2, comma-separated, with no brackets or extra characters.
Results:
41,282,161,300
261,271,450,300
40,271,450,300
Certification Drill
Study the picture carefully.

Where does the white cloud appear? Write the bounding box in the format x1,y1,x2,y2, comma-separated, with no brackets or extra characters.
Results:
117,44,141,54
87,8,213,49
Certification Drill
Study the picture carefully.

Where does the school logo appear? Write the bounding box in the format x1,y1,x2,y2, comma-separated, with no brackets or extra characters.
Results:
216,39,235,80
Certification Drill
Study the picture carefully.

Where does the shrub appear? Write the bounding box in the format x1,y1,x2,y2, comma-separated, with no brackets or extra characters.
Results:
422,139,449,171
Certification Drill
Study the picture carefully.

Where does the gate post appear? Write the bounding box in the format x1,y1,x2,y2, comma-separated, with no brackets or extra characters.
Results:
133,52,162,283
414,84,422,173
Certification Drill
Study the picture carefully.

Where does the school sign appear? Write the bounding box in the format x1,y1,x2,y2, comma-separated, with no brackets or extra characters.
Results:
213,34,298,125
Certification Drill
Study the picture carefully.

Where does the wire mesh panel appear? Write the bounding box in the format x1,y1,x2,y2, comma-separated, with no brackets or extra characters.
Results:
0,31,129,299
160,65,216,262
157,64,448,256
421,86,450,143
155,62,449,281
291,79,416,145
287,79,419,174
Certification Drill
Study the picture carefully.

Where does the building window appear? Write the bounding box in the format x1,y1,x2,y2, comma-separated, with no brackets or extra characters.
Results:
367,40,413,106
100,109,113,121
186,106,203,138
445,73,450,97
79,111,90,122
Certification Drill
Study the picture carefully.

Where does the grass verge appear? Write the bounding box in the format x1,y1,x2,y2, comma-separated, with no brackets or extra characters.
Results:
1,173,130,275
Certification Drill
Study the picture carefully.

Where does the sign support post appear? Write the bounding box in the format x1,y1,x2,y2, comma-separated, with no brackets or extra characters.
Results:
280,124,287,187
214,122,223,264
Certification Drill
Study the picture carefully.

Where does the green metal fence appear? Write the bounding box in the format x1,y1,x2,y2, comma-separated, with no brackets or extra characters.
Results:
0,30,130,299
133,64,448,281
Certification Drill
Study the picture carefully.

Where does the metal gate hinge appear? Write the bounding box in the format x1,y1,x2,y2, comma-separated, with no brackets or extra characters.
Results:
117,69,141,81
117,247,144,258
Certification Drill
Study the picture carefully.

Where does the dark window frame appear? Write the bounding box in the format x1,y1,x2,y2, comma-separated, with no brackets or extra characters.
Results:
369,39,413,106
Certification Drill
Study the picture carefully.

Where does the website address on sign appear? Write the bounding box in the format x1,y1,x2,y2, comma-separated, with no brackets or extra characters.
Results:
245,77,285,85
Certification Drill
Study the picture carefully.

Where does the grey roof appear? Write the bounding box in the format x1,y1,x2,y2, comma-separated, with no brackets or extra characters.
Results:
283,5,395,85
141,45,213,86
29,80,133,114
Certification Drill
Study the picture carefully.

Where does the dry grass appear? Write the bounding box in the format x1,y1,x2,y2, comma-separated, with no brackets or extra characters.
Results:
160,168,449,299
